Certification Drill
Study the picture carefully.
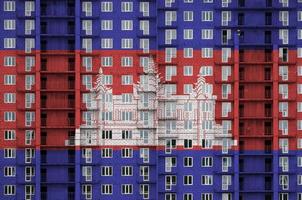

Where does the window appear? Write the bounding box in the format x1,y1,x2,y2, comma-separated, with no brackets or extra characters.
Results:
122,94,133,103
4,166,15,177
4,112,16,122
222,102,232,117
202,11,213,21
298,157,302,167
184,48,193,58
200,66,213,76
25,1,35,16
121,20,133,31
184,66,193,76
101,2,113,12
201,29,213,40
201,175,213,185
222,48,231,62
222,11,231,26
184,11,193,21
140,148,149,163
121,75,133,85
25,111,35,127
279,175,289,190
166,193,177,200
25,20,35,35
25,56,35,71
25,166,35,182
279,193,288,200
184,193,193,200
25,148,35,163
101,148,113,158
4,130,15,140
82,185,92,199
184,139,193,148
101,166,113,176
101,38,113,49
201,193,213,200
184,157,193,167
121,166,133,176
140,166,149,181
201,157,213,167
298,29,302,40
279,157,289,172
165,11,177,26
122,130,132,139
121,38,133,49
140,20,149,35
82,57,92,71
222,175,232,190
298,85,302,95
299,11,302,21
121,2,133,12
4,148,16,158
82,75,92,89
4,38,15,48
82,20,92,35
184,29,193,40
4,185,15,195
140,184,149,199
165,156,177,172
82,2,92,16
203,0,213,3
222,84,232,99
202,48,213,58
299,48,302,58
25,130,34,145
121,57,133,67
101,57,113,67
279,29,288,44
184,175,193,185
4,93,16,103
82,38,92,52
140,38,149,53
140,2,149,16
121,184,133,194
298,175,302,185
4,1,15,11
298,102,302,112
101,20,113,30
222,157,232,172
166,66,177,81
101,184,113,195
4,56,16,67
184,84,193,94
4,20,15,30
82,166,92,181
184,102,193,111
222,66,231,81
25,93,35,108
121,148,133,158
298,138,302,149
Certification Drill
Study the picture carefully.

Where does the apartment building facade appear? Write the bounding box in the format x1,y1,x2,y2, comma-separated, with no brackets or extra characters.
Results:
0,0,302,200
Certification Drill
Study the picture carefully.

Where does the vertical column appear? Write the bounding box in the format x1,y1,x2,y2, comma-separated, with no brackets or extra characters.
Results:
155,1,159,200
233,33,240,200
272,45,279,200
35,1,41,199
75,0,81,199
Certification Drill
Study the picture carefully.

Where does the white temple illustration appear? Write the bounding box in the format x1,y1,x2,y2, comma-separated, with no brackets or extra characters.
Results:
76,57,236,152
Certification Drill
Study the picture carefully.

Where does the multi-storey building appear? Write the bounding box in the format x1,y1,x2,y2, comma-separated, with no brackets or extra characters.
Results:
0,0,302,200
